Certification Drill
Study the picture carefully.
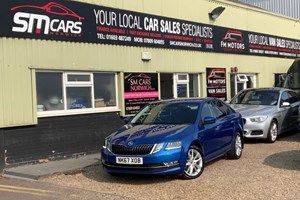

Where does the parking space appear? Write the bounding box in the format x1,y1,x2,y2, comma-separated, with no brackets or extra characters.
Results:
42,131,300,200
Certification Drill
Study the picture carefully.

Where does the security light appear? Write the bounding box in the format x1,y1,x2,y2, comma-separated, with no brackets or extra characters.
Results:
209,6,226,20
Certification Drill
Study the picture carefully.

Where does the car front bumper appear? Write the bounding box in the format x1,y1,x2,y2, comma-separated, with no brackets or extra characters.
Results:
101,148,185,175
243,118,271,139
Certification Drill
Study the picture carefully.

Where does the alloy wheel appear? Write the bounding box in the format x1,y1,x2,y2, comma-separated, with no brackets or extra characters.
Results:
235,134,242,157
270,122,278,142
184,148,203,178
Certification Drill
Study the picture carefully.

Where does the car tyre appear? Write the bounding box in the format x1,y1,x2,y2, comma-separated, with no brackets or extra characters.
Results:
266,120,278,143
227,132,243,159
181,145,204,179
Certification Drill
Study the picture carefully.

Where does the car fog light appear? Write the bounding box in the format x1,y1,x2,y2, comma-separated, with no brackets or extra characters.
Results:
163,161,179,167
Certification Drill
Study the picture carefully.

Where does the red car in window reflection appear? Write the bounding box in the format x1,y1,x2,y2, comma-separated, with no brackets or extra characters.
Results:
130,73,151,79
222,30,243,43
125,73,151,81
208,69,226,80
11,2,84,21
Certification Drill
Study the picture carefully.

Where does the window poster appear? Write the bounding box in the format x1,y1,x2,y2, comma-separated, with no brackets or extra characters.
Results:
206,68,227,100
124,72,159,115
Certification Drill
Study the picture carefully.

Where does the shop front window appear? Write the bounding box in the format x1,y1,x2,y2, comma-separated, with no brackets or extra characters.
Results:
189,74,199,97
66,87,92,109
94,73,116,107
36,71,118,115
67,74,90,82
160,73,199,99
36,72,63,111
274,73,286,87
177,84,188,97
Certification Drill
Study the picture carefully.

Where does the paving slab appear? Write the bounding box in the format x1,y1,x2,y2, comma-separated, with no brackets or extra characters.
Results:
2,153,101,180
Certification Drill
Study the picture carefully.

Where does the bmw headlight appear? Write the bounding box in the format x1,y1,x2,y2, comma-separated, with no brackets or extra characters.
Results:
103,139,112,152
250,116,268,122
165,141,182,150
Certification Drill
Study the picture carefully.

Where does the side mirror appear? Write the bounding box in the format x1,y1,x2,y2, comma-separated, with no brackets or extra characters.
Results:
281,102,290,107
203,116,216,124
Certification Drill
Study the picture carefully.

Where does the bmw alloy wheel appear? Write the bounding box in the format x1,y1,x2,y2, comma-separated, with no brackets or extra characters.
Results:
266,120,278,143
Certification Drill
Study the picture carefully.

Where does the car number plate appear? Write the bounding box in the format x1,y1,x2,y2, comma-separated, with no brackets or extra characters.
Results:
116,157,143,165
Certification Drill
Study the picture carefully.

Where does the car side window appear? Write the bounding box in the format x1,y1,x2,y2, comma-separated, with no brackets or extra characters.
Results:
200,102,214,124
288,91,300,104
213,100,230,118
280,92,289,105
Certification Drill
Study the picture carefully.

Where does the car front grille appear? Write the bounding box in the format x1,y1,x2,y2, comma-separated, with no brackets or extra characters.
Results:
251,130,263,135
111,144,154,155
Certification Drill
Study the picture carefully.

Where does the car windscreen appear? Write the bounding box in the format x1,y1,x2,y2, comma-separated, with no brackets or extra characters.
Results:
231,90,279,106
131,102,199,125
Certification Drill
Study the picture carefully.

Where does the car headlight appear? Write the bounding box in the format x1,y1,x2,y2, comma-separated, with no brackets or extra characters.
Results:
165,141,182,150
151,143,164,154
103,139,112,152
249,116,268,122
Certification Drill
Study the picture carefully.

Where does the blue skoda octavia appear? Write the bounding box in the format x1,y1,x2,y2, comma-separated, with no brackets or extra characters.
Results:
101,98,244,179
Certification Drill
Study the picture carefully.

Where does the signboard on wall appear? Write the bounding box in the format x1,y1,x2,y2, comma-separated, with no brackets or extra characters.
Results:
1,0,300,59
124,73,159,115
206,68,227,100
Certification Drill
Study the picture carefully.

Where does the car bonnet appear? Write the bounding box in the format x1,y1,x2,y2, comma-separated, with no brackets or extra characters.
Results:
231,104,276,117
108,124,193,145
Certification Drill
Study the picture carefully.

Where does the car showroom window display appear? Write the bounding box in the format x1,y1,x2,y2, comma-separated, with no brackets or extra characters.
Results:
101,97,244,179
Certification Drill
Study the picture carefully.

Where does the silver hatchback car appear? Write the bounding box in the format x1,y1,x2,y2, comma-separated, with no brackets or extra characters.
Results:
230,87,300,143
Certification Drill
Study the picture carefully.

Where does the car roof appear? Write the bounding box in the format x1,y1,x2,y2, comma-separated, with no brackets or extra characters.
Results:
240,87,290,92
149,97,219,105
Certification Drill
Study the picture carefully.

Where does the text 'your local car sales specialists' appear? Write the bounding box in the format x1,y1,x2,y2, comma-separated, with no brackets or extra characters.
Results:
94,9,213,50
2,0,300,58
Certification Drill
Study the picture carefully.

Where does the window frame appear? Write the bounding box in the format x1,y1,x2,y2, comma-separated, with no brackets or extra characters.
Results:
64,72,94,109
65,72,93,85
237,74,248,82
173,73,191,98
36,70,119,117
176,73,189,82
231,73,257,98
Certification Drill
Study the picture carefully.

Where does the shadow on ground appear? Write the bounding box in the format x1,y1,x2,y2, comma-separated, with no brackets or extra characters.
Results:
82,157,224,184
277,129,300,142
244,129,300,144
81,164,179,184
263,150,300,171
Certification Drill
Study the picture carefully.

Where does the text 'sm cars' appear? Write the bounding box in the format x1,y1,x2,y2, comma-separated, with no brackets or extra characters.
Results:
101,98,244,179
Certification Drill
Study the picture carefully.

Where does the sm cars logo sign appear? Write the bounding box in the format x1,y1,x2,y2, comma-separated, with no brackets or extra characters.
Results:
11,2,84,37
